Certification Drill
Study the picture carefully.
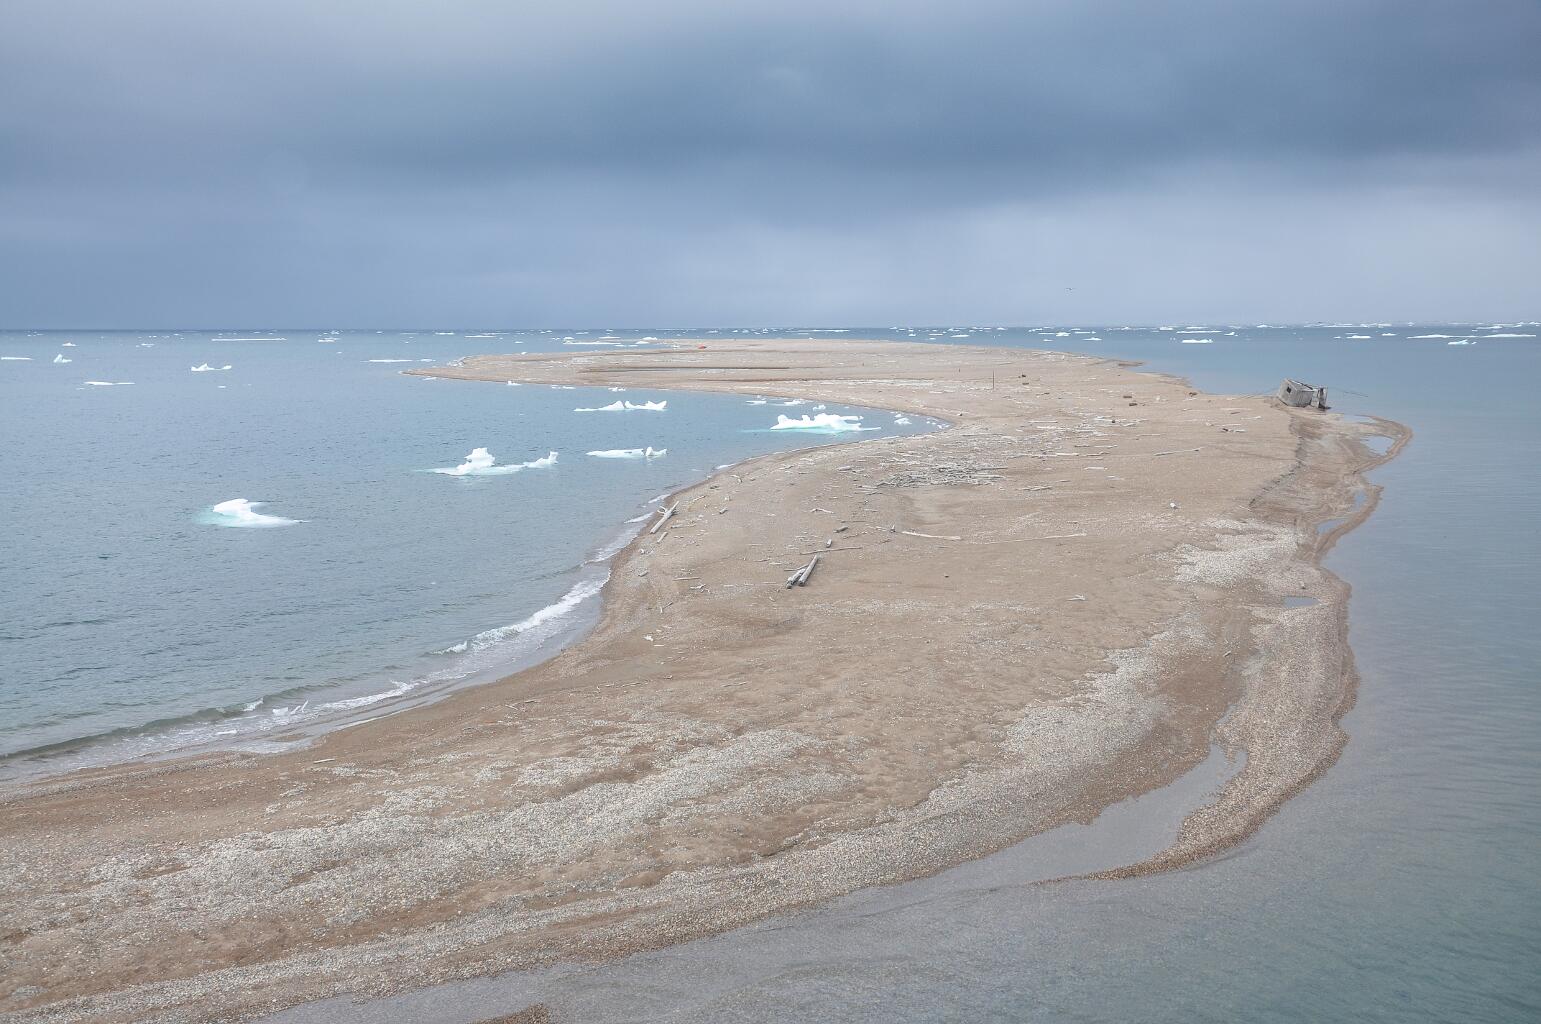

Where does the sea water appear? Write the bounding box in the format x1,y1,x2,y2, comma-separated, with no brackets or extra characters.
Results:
0,329,936,777
259,323,1540,1024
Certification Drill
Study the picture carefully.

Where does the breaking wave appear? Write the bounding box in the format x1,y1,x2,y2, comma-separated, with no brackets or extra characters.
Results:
441,576,606,655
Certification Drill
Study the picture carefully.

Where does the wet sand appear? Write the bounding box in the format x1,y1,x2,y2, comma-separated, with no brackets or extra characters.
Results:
0,341,1405,1022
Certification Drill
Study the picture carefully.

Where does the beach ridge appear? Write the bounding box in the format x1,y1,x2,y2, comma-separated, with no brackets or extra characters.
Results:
0,340,1402,1023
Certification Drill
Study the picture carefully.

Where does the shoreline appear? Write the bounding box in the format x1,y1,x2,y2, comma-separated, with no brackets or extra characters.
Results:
0,341,1406,1023
0,394,929,787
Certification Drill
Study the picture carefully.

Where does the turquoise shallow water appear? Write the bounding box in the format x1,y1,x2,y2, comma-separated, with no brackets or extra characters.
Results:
0,329,935,776
251,323,1540,1024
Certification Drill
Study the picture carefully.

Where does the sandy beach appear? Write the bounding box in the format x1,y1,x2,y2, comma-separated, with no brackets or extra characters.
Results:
0,340,1405,1023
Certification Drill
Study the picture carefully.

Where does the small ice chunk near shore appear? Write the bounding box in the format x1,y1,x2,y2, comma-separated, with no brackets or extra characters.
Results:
433,448,558,476
191,363,232,372
587,447,667,459
771,413,875,433
574,400,667,412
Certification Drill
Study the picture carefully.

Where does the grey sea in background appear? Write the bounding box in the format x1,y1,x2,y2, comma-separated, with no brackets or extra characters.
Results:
5,324,1539,1021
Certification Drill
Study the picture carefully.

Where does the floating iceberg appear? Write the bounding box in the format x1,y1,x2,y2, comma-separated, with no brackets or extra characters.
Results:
53,353,71,363
587,447,667,459
206,498,300,528
574,400,667,412
191,363,232,372
1179,338,1213,344
432,447,558,476
771,413,875,433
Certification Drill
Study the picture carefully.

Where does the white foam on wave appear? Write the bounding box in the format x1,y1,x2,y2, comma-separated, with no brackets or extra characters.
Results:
432,447,558,476
771,413,876,433
1179,339,1213,344
2,356,32,361
573,399,667,412
206,498,301,528
61,341,75,347
191,363,232,372
443,576,606,656
563,340,624,346
212,337,287,342
587,447,667,459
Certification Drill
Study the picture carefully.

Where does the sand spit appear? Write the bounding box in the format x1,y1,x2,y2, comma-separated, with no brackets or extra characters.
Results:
0,341,1403,1023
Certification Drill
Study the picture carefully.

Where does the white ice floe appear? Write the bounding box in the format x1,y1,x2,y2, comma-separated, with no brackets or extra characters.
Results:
368,358,416,363
1479,333,1536,338
190,363,232,372
432,447,558,476
61,341,75,347
1345,335,1372,339
563,340,624,346
206,498,300,528
894,415,913,425
1179,338,1214,344
573,400,667,412
1410,334,1457,339
52,353,71,363
1447,339,1475,346
212,337,286,342
587,447,667,459
747,397,768,405
83,381,134,386
2,356,32,361
771,413,876,433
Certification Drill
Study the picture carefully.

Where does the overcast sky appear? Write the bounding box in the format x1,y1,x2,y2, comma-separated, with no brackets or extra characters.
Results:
2,0,1537,327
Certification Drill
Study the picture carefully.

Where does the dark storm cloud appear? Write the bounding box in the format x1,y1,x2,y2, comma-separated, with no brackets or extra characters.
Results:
2,0,1538,325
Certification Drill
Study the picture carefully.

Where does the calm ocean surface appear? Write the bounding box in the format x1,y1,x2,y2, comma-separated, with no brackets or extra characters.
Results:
6,324,1539,1022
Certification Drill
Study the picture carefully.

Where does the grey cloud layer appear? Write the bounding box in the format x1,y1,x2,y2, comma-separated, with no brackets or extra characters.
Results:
2,0,1538,325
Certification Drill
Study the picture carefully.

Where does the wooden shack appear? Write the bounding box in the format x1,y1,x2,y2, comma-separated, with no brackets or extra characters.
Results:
1277,378,1328,409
